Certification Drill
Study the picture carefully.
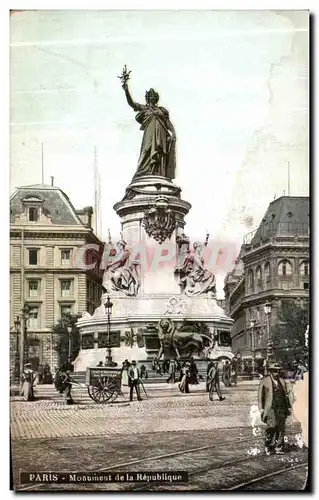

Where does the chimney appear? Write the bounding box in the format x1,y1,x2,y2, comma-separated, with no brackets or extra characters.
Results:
50,176,54,186
76,206,93,229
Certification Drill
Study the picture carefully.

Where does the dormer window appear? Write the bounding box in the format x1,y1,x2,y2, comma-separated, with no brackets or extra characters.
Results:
29,207,39,222
21,194,44,222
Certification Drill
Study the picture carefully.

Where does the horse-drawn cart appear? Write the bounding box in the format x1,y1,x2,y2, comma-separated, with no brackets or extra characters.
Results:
85,366,123,403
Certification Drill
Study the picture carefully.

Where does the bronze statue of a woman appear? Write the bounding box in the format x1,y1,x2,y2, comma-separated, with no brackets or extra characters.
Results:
119,66,176,181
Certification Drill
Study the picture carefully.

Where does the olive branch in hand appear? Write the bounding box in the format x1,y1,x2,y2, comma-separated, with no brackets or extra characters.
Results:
118,65,131,86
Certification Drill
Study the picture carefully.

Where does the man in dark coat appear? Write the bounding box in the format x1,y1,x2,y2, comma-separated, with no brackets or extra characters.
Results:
189,358,199,385
258,362,293,455
230,356,238,386
222,360,231,387
207,361,225,401
128,360,142,401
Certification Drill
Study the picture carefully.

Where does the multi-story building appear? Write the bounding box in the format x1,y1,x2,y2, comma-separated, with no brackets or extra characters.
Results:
10,183,104,377
224,196,309,366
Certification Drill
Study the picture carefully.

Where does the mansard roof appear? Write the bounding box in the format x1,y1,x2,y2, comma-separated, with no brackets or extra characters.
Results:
250,196,309,245
10,184,85,226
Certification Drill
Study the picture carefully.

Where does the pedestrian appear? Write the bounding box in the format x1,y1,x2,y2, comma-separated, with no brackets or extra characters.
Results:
121,359,130,387
43,363,51,383
206,361,214,392
207,361,225,402
231,357,238,386
20,363,36,401
166,359,177,383
128,360,142,401
140,364,148,379
189,358,199,385
61,364,74,405
247,360,253,380
222,359,231,387
178,362,190,393
37,364,44,385
258,362,292,455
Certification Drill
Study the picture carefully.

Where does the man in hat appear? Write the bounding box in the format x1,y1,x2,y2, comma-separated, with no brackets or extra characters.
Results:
258,362,292,455
207,360,225,402
128,360,142,401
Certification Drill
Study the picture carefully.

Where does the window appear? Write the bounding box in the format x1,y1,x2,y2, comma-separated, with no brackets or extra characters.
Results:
60,304,72,317
61,249,71,265
300,261,309,277
256,266,262,288
278,260,292,277
28,280,39,298
256,307,260,322
60,279,72,297
304,283,309,290
264,262,271,282
28,307,40,329
28,207,39,222
248,269,254,292
82,333,94,350
98,331,121,348
28,249,38,265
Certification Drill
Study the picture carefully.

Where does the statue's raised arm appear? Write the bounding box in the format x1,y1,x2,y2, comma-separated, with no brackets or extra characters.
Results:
118,65,143,112
118,66,176,181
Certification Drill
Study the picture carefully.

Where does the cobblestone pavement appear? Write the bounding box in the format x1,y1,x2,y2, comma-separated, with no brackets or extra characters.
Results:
11,382,262,440
11,382,307,491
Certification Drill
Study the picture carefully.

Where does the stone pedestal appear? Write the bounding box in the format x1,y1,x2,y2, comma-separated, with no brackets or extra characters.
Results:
75,175,234,372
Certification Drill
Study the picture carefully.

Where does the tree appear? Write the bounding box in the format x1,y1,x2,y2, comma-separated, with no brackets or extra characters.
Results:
271,301,309,368
52,313,81,366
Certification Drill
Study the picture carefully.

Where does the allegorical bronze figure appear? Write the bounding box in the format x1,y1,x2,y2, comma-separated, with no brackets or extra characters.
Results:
118,65,176,181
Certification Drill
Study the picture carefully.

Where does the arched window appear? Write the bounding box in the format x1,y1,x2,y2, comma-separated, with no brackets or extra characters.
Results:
264,262,271,282
256,266,262,288
278,259,293,277
248,269,254,292
300,260,309,277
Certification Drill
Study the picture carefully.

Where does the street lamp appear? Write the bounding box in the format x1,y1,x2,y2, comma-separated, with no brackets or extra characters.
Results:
249,319,256,376
13,316,21,379
263,302,272,373
15,305,30,379
104,295,114,366
67,325,72,359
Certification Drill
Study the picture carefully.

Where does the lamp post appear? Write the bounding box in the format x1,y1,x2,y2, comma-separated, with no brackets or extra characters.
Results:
13,316,21,379
249,319,256,376
104,295,114,366
15,305,30,379
67,325,72,359
263,302,272,373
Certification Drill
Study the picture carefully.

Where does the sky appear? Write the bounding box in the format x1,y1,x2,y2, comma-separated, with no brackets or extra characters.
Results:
10,10,309,297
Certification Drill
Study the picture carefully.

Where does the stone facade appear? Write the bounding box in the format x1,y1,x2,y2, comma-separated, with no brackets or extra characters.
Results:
10,184,104,379
224,196,309,364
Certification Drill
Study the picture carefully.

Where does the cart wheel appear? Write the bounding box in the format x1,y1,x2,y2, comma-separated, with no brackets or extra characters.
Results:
87,378,114,404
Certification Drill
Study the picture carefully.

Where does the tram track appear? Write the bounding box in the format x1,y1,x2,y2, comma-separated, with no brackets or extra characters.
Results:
17,430,305,491
126,437,307,492
225,462,308,490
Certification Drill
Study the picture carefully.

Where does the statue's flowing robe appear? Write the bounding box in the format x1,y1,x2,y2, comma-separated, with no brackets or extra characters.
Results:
132,104,176,180
181,253,216,296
